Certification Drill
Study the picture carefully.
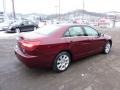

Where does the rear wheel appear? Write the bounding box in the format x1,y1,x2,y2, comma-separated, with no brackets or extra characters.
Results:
103,42,111,54
53,52,71,72
34,27,37,31
15,28,20,33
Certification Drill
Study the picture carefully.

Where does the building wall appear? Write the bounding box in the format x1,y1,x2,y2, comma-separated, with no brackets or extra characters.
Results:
0,12,4,23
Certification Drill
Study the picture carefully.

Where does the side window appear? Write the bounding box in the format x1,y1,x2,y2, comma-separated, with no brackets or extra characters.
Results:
65,26,84,37
22,21,29,25
28,21,33,25
84,26,98,36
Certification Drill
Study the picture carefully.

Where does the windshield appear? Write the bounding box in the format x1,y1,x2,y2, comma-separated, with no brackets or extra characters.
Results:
34,25,61,35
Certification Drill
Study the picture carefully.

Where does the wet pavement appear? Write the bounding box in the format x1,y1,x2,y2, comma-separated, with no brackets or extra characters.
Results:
0,29,120,90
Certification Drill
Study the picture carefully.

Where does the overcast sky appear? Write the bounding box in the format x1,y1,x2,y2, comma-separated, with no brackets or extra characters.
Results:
0,0,120,14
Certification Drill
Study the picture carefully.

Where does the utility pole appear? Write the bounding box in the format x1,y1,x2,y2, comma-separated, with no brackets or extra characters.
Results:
3,0,6,15
3,0,9,21
55,5,58,17
82,0,85,19
58,0,60,23
11,0,16,20
113,15,117,28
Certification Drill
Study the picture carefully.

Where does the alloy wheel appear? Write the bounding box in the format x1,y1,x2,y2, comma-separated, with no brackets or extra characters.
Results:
105,42,111,54
16,28,20,33
53,52,71,72
56,55,70,71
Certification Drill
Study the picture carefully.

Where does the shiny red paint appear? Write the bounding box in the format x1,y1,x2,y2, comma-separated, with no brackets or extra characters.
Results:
14,25,112,68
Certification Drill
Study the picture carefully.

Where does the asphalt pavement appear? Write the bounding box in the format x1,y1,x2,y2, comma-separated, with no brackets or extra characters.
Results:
0,29,120,90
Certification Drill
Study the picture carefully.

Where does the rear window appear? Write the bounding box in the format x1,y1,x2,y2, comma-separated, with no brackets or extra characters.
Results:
11,21,22,26
34,25,61,35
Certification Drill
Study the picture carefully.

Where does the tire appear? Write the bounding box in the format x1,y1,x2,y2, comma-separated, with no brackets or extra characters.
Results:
34,27,37,31
15,28,20,33
53,52,71,72
103,42,111,54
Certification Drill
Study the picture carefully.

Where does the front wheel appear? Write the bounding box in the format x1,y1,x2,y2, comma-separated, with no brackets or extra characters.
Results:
53,52,71,72
103,42,111,54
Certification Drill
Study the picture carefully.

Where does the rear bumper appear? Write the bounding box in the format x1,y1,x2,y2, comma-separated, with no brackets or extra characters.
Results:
14,46,53,68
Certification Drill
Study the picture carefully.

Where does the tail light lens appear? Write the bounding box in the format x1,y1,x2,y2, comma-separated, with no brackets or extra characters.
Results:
21,40,39,51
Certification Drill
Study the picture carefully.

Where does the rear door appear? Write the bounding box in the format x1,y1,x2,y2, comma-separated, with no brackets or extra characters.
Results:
64,26,91,60
20,21,33,32
20,21,28,31
83,26,106,54
27,21,35,31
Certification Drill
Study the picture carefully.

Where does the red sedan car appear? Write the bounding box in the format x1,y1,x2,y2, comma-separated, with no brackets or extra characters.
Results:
15,24,112,72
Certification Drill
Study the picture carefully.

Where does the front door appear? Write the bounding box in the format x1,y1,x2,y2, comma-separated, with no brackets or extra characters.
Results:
64,26,91,60
83,26,106,54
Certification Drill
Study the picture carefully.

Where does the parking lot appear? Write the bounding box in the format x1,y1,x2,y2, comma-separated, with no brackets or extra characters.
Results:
0,29,120,90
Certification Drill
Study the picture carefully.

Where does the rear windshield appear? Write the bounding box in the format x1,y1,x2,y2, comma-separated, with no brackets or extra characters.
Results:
11,21,22,26
34,25,61,35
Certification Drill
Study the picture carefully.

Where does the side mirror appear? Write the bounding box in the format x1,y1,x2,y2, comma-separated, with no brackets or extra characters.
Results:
98,33,104,37
65,34,70,37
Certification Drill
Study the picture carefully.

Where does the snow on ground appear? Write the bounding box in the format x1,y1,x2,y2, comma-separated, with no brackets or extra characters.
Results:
0,31,21,39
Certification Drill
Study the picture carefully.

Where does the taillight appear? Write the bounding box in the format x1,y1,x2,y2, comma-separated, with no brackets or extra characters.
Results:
21,41,39,51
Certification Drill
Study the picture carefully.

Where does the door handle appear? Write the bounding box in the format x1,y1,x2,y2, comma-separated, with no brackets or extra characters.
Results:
70,41,73,43
88,38,95,40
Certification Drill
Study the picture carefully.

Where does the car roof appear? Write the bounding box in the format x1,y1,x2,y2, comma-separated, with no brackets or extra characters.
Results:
53,24,90,28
